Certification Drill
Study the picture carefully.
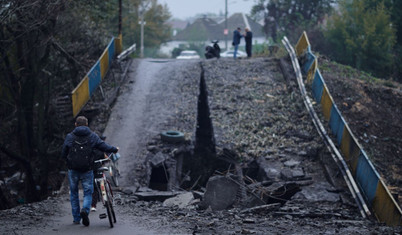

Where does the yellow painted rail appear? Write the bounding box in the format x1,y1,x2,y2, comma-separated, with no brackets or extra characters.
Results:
71,35,123,117
292,31,402,226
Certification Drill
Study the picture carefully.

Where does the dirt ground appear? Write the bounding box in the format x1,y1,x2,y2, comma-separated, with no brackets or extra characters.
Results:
318,57,402,205
0,57,401,234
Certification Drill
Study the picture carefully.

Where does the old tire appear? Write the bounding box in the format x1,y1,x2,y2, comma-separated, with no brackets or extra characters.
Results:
160,131,185,143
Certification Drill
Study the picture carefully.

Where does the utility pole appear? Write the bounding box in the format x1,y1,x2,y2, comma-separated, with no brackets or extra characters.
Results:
140,15,146,58
139,0,150,58
225,0,228,50
119,0,122,35
118,0,122,53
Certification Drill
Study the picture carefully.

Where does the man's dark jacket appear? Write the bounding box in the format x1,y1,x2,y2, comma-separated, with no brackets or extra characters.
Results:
232,30,242,45
245,31,253,57
245,31,252,46
61,126,117,162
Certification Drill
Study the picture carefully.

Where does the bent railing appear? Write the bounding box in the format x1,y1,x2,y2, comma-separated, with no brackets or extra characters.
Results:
284,31,402,226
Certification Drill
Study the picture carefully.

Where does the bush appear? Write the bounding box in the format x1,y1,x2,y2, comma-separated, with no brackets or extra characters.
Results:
324,0,396,79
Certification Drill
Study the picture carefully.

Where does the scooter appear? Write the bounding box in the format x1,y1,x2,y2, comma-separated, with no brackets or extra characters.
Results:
205,40,221,59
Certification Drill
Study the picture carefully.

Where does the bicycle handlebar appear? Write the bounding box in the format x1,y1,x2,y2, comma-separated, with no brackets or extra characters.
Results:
94,152,114,164
94,158,110,164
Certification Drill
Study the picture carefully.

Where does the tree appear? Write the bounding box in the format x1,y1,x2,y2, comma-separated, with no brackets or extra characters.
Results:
365,0,402,81
0,0,66,204
325,0,396,78
250,0,333,42
0,0,118,208
122,0,171,57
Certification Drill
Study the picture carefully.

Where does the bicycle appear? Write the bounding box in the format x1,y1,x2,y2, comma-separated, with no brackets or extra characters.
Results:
94,156,116,228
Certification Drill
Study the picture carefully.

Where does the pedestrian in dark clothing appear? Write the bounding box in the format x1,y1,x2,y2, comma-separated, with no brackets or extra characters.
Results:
232,27,243,58
61,116,118,226
244,28,253,58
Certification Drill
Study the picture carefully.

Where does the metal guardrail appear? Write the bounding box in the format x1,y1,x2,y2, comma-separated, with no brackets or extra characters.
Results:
117,43,136,62
283,32,402,226
282,36,370,220
71,36,123,117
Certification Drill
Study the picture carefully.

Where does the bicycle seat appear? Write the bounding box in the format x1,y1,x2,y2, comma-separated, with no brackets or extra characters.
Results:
96,167,109,172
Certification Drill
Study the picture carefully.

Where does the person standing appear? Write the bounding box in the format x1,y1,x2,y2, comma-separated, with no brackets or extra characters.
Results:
232,27,243,59
244,28,253,58
61,116,118,226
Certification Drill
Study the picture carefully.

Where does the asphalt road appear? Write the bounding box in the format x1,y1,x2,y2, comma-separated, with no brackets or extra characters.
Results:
34,59,197,235
40,192,155,235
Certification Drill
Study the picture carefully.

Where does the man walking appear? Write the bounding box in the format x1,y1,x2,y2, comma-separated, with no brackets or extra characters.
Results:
232,27,243,58
244,28,253,58
61,116,118,226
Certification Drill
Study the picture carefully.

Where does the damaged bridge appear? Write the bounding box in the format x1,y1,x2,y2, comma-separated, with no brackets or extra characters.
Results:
100,56,388,234
3,55,399,234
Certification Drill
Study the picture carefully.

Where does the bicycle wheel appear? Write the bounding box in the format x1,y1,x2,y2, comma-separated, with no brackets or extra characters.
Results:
106,181,117,223
105,200,114,228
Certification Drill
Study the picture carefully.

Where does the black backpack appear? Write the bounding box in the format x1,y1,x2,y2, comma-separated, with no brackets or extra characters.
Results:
67,134,94,172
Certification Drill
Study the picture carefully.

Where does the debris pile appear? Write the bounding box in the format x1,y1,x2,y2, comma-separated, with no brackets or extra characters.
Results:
133,58,358,220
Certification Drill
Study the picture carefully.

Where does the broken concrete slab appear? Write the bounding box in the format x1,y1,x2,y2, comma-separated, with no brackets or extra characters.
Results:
134,191,181,202
201,175,239,210
256,157,282,180
280,168,305,180
149,152,167,167
283,159,300,168
163,192,195,209
292,169,305,178
292,182,340,202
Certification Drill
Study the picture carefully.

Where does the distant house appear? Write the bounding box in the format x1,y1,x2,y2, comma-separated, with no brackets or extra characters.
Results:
159,13,268,57
174,16,222,41
167,19,188,37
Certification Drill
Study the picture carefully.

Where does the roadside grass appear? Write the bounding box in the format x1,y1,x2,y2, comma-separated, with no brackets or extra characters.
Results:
317,55,401,89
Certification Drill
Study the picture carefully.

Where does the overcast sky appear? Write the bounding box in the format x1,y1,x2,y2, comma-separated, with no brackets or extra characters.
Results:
159,0,257,20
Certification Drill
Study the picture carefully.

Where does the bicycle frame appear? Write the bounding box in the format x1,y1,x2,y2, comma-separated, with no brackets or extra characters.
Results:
95,174,108,204
94,157,116,227
94,158,112,204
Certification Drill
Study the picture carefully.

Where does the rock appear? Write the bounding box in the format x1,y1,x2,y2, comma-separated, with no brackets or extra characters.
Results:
284,215,293,220
147,145,158,153
201,175,239,210
284,160,300,168
122,188,134,195
280,168,305,180
256,157,282,180
280,168,293,180
163,192,194,209
292,169,305,178
242,218,255,223
241,228,256,234
298,151,307,157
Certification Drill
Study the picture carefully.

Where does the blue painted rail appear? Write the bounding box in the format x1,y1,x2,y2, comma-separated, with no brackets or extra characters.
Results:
71,36,123,117
292,31,402,226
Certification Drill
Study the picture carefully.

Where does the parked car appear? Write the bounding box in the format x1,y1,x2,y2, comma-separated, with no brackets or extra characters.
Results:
220,50,247,58
176,50,200,59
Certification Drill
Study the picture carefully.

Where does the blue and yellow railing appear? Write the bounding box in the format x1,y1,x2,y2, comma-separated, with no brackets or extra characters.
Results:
71,35,123,117
294,31,402,226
